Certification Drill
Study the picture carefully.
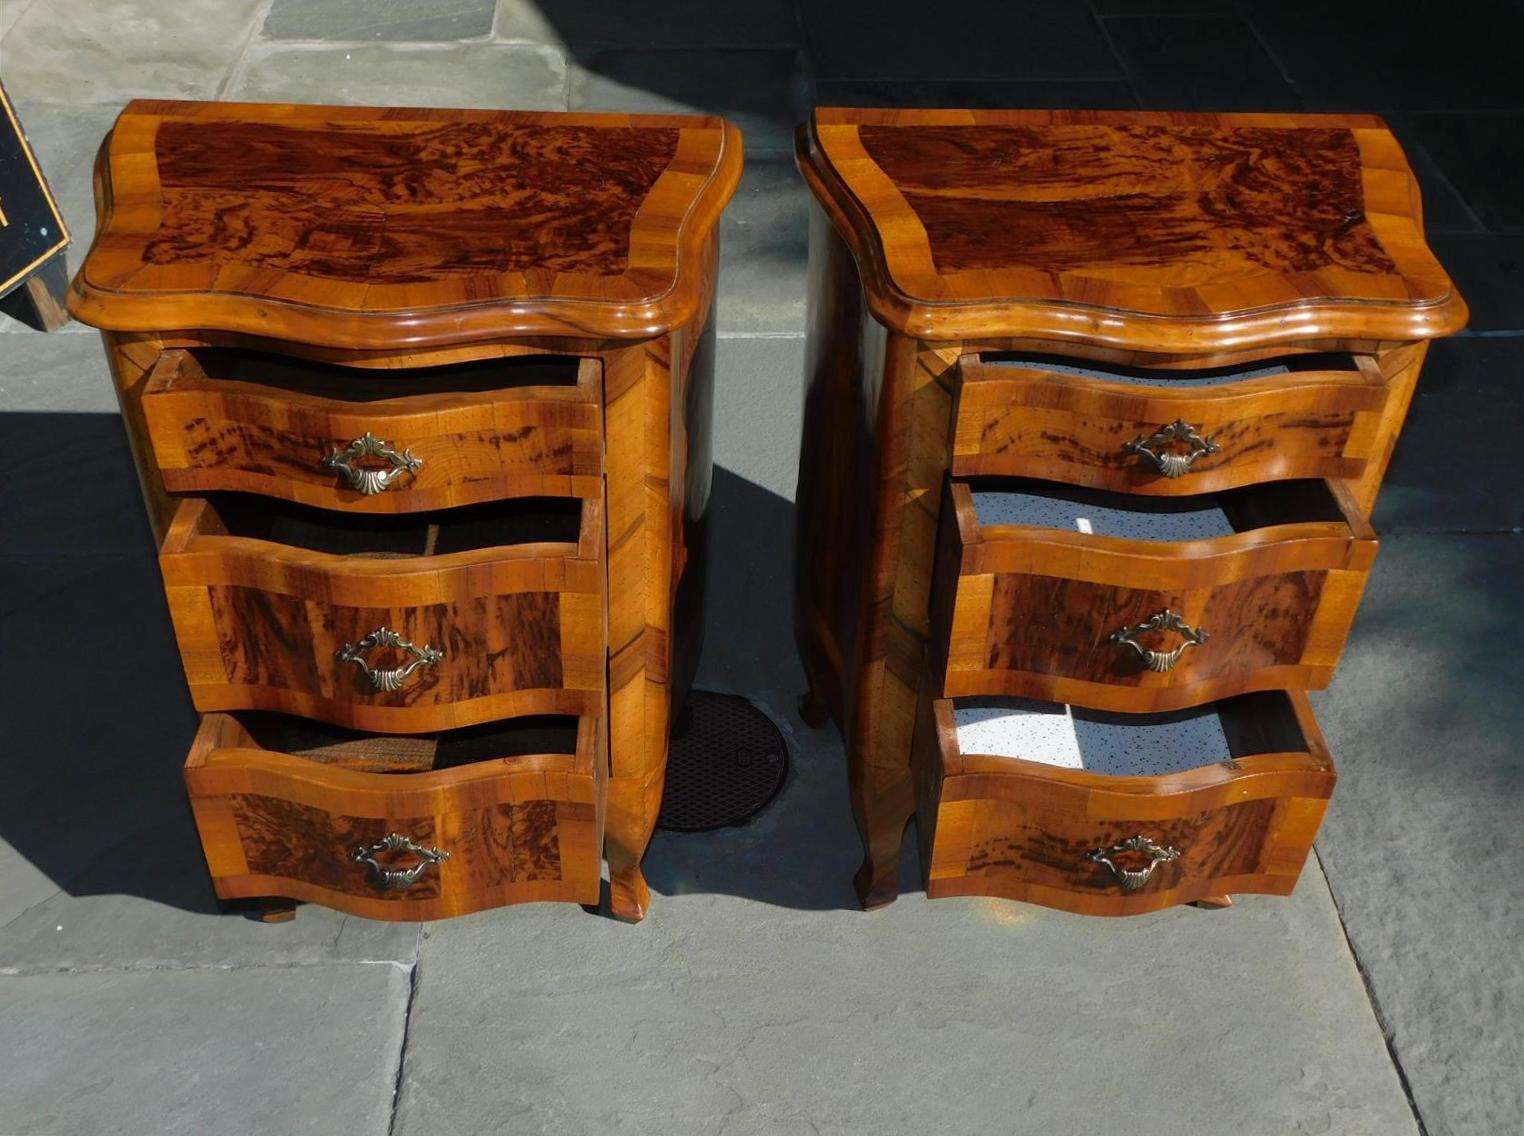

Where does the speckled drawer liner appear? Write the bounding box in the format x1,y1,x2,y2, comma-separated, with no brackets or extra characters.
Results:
953,697,1232,777
971,487,1235,541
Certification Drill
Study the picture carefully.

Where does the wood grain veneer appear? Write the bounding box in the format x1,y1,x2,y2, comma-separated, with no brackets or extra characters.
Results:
931,479,1377,712
142,351,603,509
185,711,604,918
912,686,1335,915
795,107,1462,909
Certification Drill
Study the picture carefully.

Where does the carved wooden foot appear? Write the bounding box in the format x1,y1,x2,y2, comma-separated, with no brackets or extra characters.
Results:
1192,895,1234,910
797,687,831,728
854,855,901,910
609,865,650,923
256,898,297,923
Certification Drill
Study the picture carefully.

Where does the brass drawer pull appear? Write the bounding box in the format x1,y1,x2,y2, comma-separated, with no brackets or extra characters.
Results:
1109,609,1209,673
322,432,424,495
1088,835,1180,892
351,833,450,891
1124,418,1220,478
337,627,443,692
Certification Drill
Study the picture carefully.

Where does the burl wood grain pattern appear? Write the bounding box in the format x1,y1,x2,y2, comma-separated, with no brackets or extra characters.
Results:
143,352,604,509
912,689,1335,915
185,712,603,918
795,109,1462,908
804,108,1466,349
932,481,1377,712
70,100,743,347
159,496,605,733
952,354,1391,495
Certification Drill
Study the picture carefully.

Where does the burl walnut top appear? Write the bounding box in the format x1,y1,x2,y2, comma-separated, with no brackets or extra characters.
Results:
800,108,1466,350
69,101,743,348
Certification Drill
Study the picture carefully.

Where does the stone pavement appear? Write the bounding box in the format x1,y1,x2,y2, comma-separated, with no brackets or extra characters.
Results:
1,3,1520,1134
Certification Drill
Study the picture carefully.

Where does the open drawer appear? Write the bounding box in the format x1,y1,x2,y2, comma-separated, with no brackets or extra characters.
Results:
185,711,604,919
142,348,603,510
931,477,1377,713
160,493,604,733
951,352,1389,495
912,685,1335,915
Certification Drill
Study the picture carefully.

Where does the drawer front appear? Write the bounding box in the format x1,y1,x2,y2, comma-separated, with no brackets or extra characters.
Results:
185,717,603,919
951,355,1388,495
160,500,605,733
933,483,1376,713
143,351,603,510
915,694,1335,915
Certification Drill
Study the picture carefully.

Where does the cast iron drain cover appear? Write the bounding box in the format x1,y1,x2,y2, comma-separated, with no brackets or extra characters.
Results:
657,690,789,832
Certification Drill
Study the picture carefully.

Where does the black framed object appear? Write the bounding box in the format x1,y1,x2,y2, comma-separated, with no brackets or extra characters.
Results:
0,80,70,299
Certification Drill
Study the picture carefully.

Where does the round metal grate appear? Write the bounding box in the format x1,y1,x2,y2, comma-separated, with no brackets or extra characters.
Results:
657,690,790,832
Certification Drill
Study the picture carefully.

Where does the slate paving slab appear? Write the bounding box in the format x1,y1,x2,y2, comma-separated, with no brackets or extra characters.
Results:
568,47,804,154
1103,15,1300,112
1426,235,1524,331
230,42,567,110
497,0,800,48
1312,534,1524,1136
1,964,410,1135
1413,111,1524,233
393,859,1417,1136
813,78,1138,111
262,0,496,43
0,0,265,104
718,160,808,334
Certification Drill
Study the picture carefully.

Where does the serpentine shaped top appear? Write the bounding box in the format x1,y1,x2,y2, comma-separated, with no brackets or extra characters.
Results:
798,108,1466,350
69,100,743,347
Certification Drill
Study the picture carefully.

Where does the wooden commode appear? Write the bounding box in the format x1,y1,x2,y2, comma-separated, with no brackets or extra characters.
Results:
794,108,1466,914
70,100,742,923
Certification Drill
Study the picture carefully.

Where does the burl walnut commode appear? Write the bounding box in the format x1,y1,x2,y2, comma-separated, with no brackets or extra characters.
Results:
69,100,741,923
795,108,1466,914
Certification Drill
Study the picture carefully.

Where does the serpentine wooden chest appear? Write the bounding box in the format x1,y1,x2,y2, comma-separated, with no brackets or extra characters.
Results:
70,100,741,923
794,108,1465,914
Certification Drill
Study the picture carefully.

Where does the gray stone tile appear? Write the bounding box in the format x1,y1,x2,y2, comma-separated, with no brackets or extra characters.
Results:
1,965,408,1135
718,161,807,334
1374,337,1524,533
1427,235,1524,331
395,861,1416,1136
1312,533,1524,1136
0,836,59,931
0,0,31,40
1105,15,1300,111
711,335,803,505
1242,0,1524,111
0,332,117,412
1413,112,1524,234
1,0,264,104
231,42,566,110
568,48,804,154
263,0,495,42
497,0,799,47
802,2,1120,82
814,78,1138,111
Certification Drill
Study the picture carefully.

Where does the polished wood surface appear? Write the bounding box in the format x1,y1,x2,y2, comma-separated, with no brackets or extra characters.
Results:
952,353,1390,495
801,108,1466,349
142,350,603,510
913,688,1335,915
931,480,1377,712
69,100,742,347
186,712,604,918
160,495,605,733
795,108,1462,909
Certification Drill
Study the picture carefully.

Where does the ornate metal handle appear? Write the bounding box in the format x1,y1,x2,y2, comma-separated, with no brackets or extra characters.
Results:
1088,835,1180,892
1124,418,1220,478
336,627,443,692
1109,609,1209,673
321,432,423,495
350,833,450,891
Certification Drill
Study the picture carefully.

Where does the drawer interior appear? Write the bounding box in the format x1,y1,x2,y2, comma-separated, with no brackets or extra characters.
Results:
966,477,1349,540
161,346,585,400
209,710,581,774
200,492,585,555
950,691,1310,777
973,350,1363,388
